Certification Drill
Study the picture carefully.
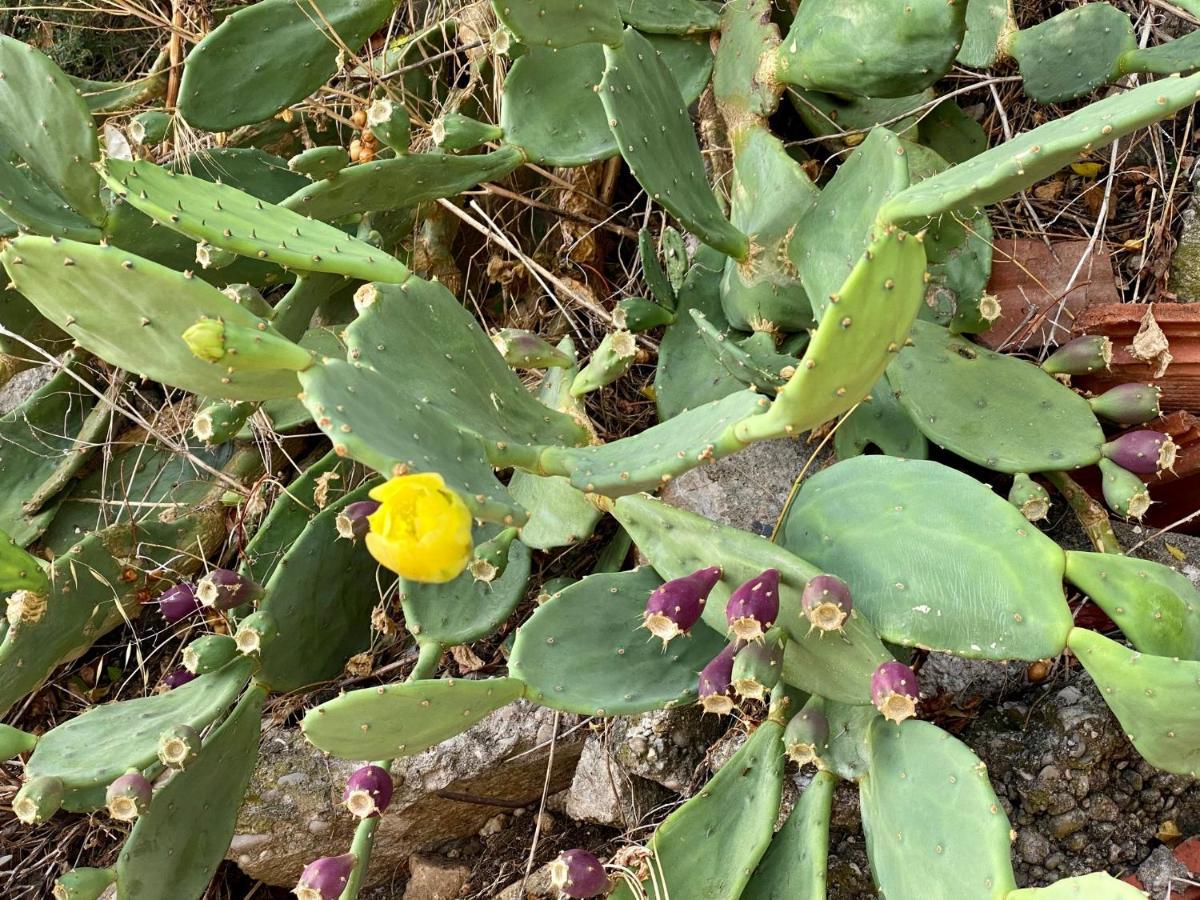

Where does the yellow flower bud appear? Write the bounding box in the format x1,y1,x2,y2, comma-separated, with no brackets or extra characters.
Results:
364,474,473,583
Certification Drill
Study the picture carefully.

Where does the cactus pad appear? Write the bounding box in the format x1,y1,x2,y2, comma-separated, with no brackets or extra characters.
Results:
400,527,531,645
1,237,304,400
744,769,835,898
509,568,724,715
620,0,719,34
782,456,1074,660
1010,3,1135,103
1064,551,1200,660
499,36,712,167
25,659,251,806
958,0,1014,68
281,146,527,221
301,676,526,759
491,0,623,49
102,159,410,283
888,320,1105,472
115,685,265,900
600,27,749,259
1067,627,1200,776
177,0,393,131
879,72,1200,223
609,717,785,900
1009,872,1151,899
834,375,929,460
861,718,1017,899
735,226,927,443
0,36,103,225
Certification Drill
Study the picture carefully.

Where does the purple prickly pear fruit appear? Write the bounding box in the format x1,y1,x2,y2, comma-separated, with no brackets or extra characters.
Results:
335,500,381,540
294,853,356,900
1041,335,1112,376
871,661,920,724
343,764,393,818
641,566,721,643
1101,429,1176,475
549,849,609,898
196,568,263,610
158,583,200,624
162,666,195,689
698,643,738,715
1089,383,1161,426
725,569,780,641
106,772,153,821
784,708,830,767
801,574,853,632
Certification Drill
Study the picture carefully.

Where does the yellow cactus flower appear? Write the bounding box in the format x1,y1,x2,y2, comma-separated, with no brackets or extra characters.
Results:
365,473,473,583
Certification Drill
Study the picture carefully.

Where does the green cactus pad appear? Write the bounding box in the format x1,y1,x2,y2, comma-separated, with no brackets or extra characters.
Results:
177,0,393,131
619,0,719,34
252,484,382,692
861,718,1017,899
958,0,1014,68
601,27,749,259
1064,551,1200,660
509,568,725,715
1122,31,1200,77
0,36,104,224
743,769,835,899
102,159,410,283
692,311,789,391
782,456,1074,660
721,125,817,333
301,676,526,759
70,61,167,114
570,330,637,396
821,701,879,781
609,717,785,900
115,684,265,900
654,247,745,420
735,226,927,444
834,375,928,460
510,472,602,549
492,0,623,49
500,35,712,167
0,513,231,718
1068,627,1200,776
25,659,251,803
918,100,990,164
543,389,767,496
1,238,305,400
611,492,892,705
0,354,94,545
401,526,531,645
53,867,116,900
281,146,526,221
0,162,101,241
1009,872,1150,899
789,89,932,145
639,227,678,311
1011,3,1135,104
713,0,781,124
879,72,1200,223
775,0,966,99
297,276,588,522
794,129,911,322
240,452,367,585
0,723,37,761
887,321,1105,472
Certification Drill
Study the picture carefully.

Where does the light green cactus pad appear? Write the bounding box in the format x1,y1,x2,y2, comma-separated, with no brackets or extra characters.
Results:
743,769,836,899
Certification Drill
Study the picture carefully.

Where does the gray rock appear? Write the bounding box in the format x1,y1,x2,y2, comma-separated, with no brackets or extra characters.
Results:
1135,845,1190,900
965,672,1200,887
1170,195,1200,301
608,705,724,794
229,700,583,890
0,362,53,415
561,736,671,828
919,653,1027,704
660,433,835,537
495,859,558,900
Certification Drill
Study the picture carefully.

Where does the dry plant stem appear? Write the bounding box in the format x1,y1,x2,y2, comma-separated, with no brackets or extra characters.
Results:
1044,470,1122,554
167,0,184,109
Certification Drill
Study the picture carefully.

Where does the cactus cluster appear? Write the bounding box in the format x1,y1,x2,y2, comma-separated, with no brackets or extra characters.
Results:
1,1,1198,898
